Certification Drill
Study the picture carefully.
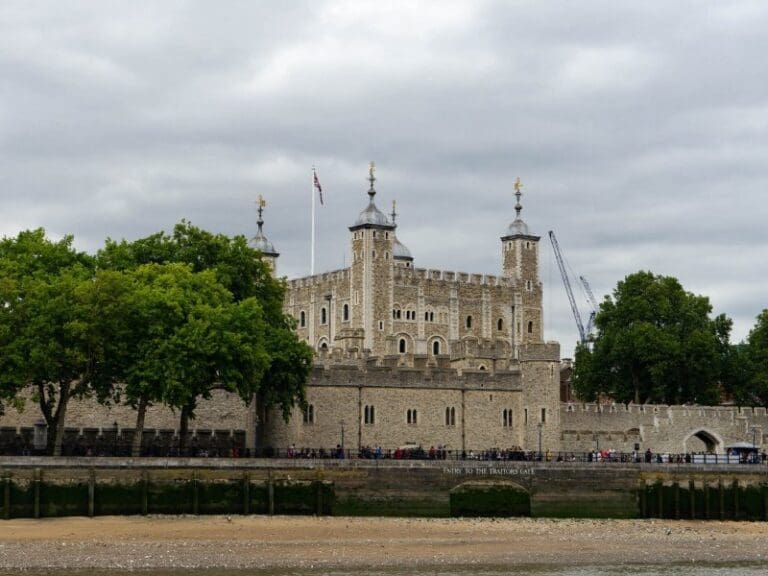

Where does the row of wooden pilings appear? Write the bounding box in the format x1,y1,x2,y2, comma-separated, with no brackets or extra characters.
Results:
639,478,768,520
2,469,330,519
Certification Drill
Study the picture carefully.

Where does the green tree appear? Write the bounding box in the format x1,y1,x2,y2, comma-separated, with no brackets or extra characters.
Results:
743,310,768,405
97,222,312,450
573,271,726,405
0,229,100,455
89,264,273,456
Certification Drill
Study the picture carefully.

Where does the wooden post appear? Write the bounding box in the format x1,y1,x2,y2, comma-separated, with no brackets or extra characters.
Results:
88,470,95,518
192,472,199,515
689,480,695,520
141,471,149,516
33,469,41,519
674,482,680,520
704,483,710,520
657,482,663,518
315,481,323,516
267,471,275,516
242,473,250,515
719,480,725,520
3,476,10,520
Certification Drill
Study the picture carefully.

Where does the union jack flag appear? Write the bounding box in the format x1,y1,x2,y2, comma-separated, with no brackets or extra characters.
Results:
313,170,323,205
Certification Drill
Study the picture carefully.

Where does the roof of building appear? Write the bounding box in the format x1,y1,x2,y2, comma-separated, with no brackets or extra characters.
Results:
350,161,395,230
392,236,413,260
251,197,279,256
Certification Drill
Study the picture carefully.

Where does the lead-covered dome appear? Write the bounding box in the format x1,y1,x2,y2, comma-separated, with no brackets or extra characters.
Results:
392,236,412,261
349,161,395,231
502,178,536,239
251,197,279,257
354,202,392,227
252,230,278,256
505,217,530,237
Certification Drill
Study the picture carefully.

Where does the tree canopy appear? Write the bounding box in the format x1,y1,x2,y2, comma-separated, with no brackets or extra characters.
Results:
573,271,730,405
0,229,99,454
0,224,313,455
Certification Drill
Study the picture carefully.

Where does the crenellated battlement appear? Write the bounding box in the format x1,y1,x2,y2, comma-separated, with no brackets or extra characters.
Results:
393,266,514,287
288,268,350,289
562,402,768,419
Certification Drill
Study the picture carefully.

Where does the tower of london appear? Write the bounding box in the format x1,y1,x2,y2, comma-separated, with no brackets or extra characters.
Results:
257,164,562,452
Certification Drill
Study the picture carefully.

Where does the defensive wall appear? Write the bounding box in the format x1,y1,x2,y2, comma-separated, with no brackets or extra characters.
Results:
561,403,768,454
1,458,768,520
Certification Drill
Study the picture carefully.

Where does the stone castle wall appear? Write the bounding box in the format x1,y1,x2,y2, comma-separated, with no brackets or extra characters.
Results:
263,361,526,453
560,403,768,454
0,389,249,436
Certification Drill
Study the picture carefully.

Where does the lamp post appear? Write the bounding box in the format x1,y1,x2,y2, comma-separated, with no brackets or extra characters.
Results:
751,426,759,464
537,422,543,460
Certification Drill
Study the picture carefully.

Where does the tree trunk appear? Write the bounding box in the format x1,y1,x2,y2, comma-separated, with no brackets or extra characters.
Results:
51,381,71,457
131,395,148,458
179,404,191,456
37,382,55,454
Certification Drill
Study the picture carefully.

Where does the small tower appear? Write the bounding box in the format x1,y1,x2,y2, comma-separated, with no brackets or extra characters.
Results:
501,178,542,345
348,162,395,354
390,201,414,268
251,195,279,275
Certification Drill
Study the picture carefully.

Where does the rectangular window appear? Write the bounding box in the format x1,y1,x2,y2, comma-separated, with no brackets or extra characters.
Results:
540,408,546,423
524,408,528,425
364,405,375,425
302,404,314,424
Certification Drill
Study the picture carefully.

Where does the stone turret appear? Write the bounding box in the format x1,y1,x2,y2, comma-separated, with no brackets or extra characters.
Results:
347,162,395,354
501,178,542,346
251,195,279,275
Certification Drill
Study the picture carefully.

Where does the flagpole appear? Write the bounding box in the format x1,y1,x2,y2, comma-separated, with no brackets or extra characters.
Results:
311,166,316,276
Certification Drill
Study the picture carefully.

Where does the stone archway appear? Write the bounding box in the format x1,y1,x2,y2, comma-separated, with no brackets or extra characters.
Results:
683,429,723,454
449,480,531,517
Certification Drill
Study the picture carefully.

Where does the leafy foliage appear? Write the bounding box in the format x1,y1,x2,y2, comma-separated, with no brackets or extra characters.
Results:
0,229,97,454
96,221,312,432
573,271,728,405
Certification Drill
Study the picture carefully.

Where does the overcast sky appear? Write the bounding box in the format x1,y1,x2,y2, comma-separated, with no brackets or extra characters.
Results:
2,1,767,356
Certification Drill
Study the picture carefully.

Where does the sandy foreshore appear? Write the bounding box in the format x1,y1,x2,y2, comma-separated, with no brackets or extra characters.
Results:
0,515,766,570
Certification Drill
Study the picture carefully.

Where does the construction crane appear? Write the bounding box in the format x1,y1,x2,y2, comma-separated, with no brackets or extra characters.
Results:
549,231,597,345
579,275,598,339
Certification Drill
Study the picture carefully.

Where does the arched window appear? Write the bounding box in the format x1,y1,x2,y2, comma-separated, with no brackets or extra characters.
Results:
321,307,327,325
343,303,349,322
466,315,473,329
479,365,487,371
299,311,306,328
399,338,406,354
364,405,375,425
503,409,512,428
527,321,533,334
430,312,434,322
497,318,503,331
407,409,418,425
319,341,328,351
432,340,440,355
445,407,455,426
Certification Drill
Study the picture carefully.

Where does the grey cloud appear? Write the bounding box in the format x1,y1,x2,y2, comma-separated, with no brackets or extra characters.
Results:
1,1,767,356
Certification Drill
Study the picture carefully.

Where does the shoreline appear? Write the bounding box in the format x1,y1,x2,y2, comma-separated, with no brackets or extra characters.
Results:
0,516,766,570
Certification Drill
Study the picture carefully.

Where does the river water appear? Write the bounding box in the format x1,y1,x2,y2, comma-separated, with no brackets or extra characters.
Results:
2,566,764,576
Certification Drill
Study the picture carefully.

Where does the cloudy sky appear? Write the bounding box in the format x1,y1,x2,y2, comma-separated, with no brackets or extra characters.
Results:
2,1,767,356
